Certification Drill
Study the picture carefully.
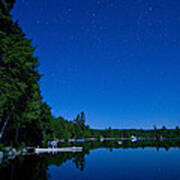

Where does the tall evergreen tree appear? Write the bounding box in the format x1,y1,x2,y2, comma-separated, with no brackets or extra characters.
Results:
0,0,50,146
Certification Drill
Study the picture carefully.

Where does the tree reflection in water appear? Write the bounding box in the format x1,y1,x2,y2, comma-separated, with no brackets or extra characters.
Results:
0,140,180,180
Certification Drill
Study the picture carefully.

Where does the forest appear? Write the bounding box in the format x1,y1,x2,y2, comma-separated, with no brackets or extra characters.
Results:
0,0,180,148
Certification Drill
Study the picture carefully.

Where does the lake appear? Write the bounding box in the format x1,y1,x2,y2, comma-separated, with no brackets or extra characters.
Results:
0,141,180,180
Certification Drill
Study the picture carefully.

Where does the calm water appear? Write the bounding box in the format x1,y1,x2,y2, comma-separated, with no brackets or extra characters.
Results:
1,141,180,180
48,148,180,180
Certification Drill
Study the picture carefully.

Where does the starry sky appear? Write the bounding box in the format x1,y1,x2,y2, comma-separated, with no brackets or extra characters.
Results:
12,0,180,129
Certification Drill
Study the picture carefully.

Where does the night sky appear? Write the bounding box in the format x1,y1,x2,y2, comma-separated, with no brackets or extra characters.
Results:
12,0,180,129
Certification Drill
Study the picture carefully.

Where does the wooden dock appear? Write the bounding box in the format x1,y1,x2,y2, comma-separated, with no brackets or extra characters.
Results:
34,147,83,154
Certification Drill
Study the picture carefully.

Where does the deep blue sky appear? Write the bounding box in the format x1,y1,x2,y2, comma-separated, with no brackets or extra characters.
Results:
12,0,180,129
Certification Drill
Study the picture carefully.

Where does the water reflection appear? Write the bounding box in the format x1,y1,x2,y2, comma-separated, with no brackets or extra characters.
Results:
0,140,180,180
72,153,85,171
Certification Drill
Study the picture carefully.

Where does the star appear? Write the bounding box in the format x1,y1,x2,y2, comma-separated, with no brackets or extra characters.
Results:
92,13,96,17
97,0,101,5
36,20,40,24
148,7,153,11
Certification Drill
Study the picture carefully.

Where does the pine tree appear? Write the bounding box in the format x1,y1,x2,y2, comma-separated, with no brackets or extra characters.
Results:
0,0,50,146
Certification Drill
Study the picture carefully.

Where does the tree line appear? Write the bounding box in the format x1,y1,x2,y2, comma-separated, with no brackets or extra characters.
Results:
0,0,180,148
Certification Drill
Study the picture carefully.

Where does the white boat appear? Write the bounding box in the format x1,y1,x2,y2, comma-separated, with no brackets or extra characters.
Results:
131,135,137,142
